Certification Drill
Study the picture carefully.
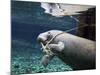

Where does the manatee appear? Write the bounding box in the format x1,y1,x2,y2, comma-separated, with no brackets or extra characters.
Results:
37,30,96,70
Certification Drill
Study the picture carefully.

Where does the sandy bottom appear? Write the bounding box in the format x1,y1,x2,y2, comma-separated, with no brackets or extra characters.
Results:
11,53,73,75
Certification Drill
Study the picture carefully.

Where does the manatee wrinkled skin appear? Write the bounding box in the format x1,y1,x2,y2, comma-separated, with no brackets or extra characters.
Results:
37,30,96,70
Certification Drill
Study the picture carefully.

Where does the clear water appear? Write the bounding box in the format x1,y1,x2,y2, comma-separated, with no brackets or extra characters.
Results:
11,1,78,74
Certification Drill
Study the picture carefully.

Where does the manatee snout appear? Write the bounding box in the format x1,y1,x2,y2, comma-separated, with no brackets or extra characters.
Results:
37,34,47,45
37,32,53,45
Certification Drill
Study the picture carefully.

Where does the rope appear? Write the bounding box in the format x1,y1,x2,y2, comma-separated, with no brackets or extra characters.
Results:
46,24,88,46
40,42,54,56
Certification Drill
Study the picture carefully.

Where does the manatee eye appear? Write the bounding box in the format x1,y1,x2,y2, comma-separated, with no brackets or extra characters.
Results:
47,32,52,40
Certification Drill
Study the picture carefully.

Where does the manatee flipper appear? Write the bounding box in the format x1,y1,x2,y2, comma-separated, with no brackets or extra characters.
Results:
48,41,65,52
41,55,54,67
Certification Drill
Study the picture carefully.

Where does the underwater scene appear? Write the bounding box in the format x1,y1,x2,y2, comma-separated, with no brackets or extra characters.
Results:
11,1,96,75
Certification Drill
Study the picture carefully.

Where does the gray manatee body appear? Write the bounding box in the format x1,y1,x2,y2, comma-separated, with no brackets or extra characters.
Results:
37,30,96,70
